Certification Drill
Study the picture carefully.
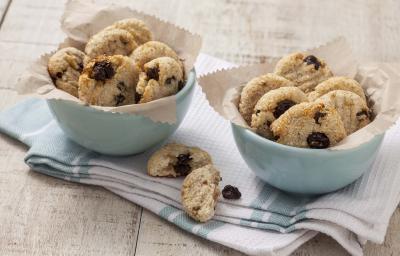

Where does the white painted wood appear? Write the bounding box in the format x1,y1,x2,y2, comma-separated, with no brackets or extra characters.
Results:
0,0,399,255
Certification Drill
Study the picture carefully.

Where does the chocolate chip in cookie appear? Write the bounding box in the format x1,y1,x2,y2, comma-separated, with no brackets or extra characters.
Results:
307,132,330,149
173,153,192,176
314,111,327,125
92,61,115,81
303,55,321,70
114,94,126,106
178,80,185,91
356,110,369,119
146,66,159,81
135,92,142,103
273,99,296,118
165,76,176,85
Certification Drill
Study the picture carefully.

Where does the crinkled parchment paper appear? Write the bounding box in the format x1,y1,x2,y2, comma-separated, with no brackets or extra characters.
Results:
16,0,202,124
199,38,400,150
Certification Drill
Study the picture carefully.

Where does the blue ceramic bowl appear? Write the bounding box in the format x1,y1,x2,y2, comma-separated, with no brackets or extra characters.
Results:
231,123,384,195
47,70,196,156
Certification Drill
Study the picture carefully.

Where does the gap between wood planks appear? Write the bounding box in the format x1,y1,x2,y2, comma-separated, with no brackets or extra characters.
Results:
0,0,12,28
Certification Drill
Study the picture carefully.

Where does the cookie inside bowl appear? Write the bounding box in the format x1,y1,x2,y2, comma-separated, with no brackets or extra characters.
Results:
47,69,196,155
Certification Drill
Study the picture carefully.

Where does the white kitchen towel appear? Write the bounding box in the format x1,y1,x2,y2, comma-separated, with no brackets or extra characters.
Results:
1,54,399,256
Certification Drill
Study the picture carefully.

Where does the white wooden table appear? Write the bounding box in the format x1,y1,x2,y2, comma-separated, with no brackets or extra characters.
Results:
0,0,399,255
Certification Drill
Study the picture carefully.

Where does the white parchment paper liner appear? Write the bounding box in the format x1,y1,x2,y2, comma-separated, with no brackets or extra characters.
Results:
199,38,400,150
16,0,202,124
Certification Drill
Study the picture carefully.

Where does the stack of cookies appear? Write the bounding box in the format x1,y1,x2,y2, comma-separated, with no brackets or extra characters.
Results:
47,18,185,107
239,52,371,149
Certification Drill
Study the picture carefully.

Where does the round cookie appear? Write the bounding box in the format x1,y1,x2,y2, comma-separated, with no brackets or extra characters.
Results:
130,41,181,69
136,57,184,103
181,164,221,222
308,76,366,102
251,87,308,139
47,47,87,97
271,102,346,148
315,90,370,135
274,52,333,93
106,18,152,45
238,73,295,124
147,143,213,177
78,55,140,106
85,28,138,59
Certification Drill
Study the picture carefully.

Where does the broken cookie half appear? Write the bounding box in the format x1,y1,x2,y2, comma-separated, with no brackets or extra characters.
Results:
147,143,213,177
181,164,221,222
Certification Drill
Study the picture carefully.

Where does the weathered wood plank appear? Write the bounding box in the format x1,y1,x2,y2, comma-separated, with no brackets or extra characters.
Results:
135,210,245,256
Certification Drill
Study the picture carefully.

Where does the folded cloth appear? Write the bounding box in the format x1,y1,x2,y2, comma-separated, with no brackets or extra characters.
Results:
0,54,399,256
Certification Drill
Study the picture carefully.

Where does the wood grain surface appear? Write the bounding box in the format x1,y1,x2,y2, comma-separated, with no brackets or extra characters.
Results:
0,0,399,255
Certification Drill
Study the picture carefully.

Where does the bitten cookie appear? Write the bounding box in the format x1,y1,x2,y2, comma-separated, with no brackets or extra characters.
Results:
308,76,366,102
238,73,295,124
271,102,346,148
251,87,308,138
136,57,184,103
315,90,370,134
78,55,140,106
274,52,333,93
105,18,152,45
181,165,221,222
47,47,87,97
85,28,138,58
130,41,181,69
147,143,213,177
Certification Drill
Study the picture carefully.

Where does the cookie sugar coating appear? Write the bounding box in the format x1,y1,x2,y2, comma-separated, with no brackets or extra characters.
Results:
271,102,346,148
48,47,87,97
251,87,308,139
239,73,295,124
130,41,181,69
308,76,366,102
274,52,333,93
78,55,140,106
181,165,221,222
106,18,152,45
85,28,138,58
147,143,213,177
316,90,370,134
136,57,184,103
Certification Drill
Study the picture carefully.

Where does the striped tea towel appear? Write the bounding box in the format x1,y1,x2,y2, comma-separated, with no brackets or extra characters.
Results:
0,54,399,256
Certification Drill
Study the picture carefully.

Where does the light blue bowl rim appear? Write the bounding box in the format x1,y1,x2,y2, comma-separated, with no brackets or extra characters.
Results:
231,122,385,155
47,68,196,116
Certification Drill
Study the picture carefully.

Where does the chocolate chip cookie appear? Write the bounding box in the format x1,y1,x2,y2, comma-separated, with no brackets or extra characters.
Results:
47,47,87,97
136,57,184,103
251,87,308,138
147,143,213,177
308,76,366,102
85,28,138,59
181,164,221,222
130,41,181,70
105,18,152,45
315,90,370,134
271,102,346,148
238,73,295,124
274,52,333,93
78,55,140,106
